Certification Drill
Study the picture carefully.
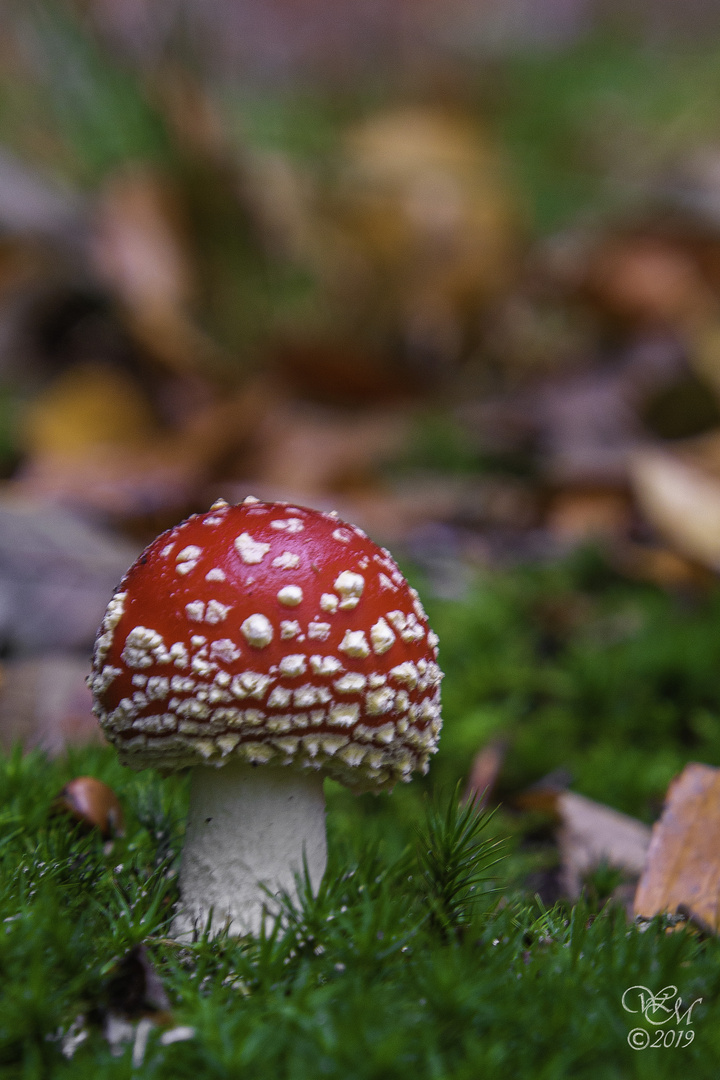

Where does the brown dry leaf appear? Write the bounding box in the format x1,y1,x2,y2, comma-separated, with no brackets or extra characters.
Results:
253,401,412,498
297,107,521,374
131,308,227,379
178,377,271,471
513,778,650,901
583,234,714,330
554,792,652,899
153,67,228,162
634,762,720,932
614,542,714,589
20,361,159,458
513,769,573,817
17,369,270,519
90,165,225,376
557,792,651,899
91,165,194,320
630,444,720,570
338,107,520,298
518,790,650,900
545,485,632,542
274,339,413,406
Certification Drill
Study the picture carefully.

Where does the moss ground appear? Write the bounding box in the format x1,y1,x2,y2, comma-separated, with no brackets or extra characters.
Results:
3,552,720,1077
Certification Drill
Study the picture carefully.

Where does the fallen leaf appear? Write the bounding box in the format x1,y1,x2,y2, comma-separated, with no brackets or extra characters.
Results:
16,376,270,521
178,377,271,473
153,67,227,162
544,484,633,542
630,445,720,570
613,541,714,589
89,164,231,377
91,165,194,329
634,762,720,932
556,791,651,899
291,106,522,379
513,769,573,816
274,339,413,406
337,106,521,308
583,234,713,330
15,359,200,519
20,361,159,458
517,778,651,900
252,400,411,498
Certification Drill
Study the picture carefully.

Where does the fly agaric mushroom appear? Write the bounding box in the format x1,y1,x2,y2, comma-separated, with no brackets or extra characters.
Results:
89,498,442,937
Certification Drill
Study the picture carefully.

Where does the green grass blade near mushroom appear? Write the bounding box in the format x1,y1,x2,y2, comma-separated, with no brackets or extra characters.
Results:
89,497,443,938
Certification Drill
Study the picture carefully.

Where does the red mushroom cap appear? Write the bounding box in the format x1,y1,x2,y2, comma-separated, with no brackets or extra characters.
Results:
90,498,442,789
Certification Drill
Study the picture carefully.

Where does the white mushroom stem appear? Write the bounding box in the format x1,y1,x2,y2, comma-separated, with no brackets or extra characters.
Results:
172,762,327,939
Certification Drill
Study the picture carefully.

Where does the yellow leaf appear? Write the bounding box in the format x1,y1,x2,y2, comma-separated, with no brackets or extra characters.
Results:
21,362,158,456
634,763,720,933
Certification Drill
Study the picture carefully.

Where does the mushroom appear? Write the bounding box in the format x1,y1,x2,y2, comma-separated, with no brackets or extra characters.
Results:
89,498,443,937
53,776,125,839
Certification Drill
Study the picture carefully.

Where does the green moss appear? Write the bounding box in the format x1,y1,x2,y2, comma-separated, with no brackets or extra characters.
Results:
5,549,720,1076
1,739,719,1077
424,553,720,818
2,526,720,1074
